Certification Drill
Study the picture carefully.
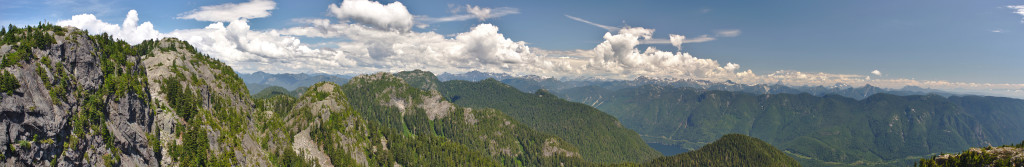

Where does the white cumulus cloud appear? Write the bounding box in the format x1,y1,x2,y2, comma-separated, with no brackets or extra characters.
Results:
669,34,685,50
871,70,882,76
177,0,276,22
456,24,531,64
586,27,741,78
329,0,414,31
282,18,547,75
56,10,162,45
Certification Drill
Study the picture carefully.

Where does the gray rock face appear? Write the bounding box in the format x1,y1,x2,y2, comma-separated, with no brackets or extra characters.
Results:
142,38,269,166
1,27,156,166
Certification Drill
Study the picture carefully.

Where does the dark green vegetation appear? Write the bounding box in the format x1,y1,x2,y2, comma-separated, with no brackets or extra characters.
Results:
150,37,252,167
161,76,199,121
393,70,662,163
917,140,1024,167
168,125,210,166
251,75,593,166
643,134,800,167
558,84,1024,166
340,73,590,166
2,24,58,69
0,70,17,95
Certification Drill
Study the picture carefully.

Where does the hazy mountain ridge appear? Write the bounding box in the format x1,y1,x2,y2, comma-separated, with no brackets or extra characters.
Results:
558,83,1024,166
437,71,958,100
238,71,351,95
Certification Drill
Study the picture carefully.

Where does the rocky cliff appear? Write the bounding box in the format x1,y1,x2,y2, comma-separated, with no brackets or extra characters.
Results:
1,24,269,166
1,24,161,166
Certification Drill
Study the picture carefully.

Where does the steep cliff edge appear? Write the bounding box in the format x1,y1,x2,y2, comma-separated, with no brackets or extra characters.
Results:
0,24,269,166
142,37,267,166
1,24,158,166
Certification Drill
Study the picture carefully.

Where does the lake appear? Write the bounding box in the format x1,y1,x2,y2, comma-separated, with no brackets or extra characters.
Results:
646,143,689,156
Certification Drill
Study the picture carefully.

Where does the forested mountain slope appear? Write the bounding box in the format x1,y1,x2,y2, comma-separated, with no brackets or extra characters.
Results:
643,134,800,167
560,84,1024,166
393,70,662,163
338,72,589,166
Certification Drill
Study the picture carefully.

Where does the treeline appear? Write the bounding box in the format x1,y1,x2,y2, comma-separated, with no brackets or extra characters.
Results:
917,140,1024,167
643,134,801,167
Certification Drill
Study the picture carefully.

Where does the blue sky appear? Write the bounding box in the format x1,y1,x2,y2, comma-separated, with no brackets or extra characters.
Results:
3,0,1024,97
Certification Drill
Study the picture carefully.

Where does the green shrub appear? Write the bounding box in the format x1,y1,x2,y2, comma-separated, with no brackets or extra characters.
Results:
0,70,18,95
170,126,210,166
162,77,199,121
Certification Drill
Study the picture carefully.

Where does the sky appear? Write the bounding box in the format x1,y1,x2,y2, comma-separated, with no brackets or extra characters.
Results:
2,0,1024,98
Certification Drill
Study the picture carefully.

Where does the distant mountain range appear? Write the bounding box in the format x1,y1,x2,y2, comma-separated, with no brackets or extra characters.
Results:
243,70,960,102
436,70,956,100
237,71,352,95
559,84,1024,166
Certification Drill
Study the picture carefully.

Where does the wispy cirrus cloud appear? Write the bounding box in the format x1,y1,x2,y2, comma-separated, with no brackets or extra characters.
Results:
715,29,741,37
418,5,518,24
565,15,620,32
1008,5,1024,22
177,0,276,22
